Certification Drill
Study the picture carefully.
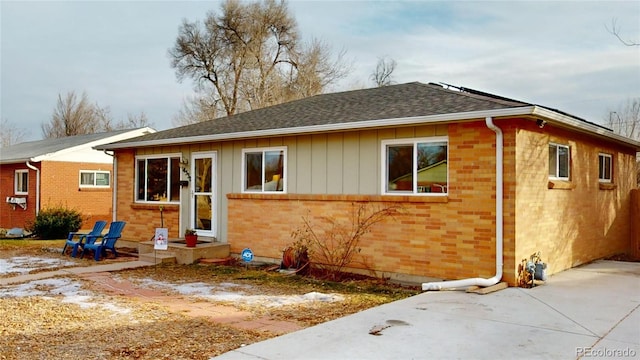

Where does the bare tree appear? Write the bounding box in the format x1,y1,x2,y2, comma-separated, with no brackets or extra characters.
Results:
169,0,348,121
42,91,110,138
106,111,153,131
607,98,640,186
607,99,640,141
172,96,219,126
606,18,639,46
0,118,27,147
42,91,152,138
370,56,397,87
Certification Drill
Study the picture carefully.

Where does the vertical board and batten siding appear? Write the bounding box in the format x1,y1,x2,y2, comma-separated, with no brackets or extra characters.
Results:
119,124,446,242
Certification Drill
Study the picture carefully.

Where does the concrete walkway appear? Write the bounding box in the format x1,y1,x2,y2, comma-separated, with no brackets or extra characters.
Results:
0,260,153,286
212,260,640,360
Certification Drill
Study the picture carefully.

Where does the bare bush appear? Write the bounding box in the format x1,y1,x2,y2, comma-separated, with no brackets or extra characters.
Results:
290,202,402,280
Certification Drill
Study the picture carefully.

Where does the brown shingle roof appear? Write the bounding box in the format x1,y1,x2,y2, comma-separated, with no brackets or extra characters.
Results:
111,82,531,145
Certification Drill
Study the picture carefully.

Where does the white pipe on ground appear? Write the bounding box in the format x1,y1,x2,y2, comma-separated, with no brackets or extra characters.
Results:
422,117,504,291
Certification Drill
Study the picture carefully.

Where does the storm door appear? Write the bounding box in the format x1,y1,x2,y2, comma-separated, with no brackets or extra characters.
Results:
191,152,216,238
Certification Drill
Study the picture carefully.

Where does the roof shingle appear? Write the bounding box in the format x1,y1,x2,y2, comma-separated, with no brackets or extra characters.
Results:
113,82,531,144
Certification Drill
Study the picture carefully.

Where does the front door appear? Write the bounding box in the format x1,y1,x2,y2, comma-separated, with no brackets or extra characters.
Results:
191,152,216,238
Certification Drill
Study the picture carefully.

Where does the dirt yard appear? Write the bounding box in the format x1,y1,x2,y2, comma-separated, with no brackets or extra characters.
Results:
0,240,419,360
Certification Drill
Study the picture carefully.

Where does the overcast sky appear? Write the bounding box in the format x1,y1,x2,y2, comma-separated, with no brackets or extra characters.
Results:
1,0,639,142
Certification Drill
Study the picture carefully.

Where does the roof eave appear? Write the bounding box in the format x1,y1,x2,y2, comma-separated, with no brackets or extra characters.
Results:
0,158,34,165
532,107,640,150
96,107,537,150
96,106,640,151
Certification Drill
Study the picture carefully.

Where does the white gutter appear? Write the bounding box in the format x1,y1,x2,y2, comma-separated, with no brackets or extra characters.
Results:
97,107,536,150
25,161,40,216
103,150,117,221
96,106,640,151
422,117,504,291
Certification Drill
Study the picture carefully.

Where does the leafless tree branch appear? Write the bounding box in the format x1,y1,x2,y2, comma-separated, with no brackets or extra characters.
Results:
606,18,639,46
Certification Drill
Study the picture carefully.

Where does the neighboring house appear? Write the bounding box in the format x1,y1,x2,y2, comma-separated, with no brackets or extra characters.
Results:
0,128,155,231
97,82,640,286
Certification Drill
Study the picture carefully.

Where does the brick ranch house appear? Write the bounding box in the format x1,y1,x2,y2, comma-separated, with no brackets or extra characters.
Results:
0,128,155,232
97,82,640,287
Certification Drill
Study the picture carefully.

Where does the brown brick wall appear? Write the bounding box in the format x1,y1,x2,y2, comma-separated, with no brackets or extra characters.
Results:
0,163,38,229
1,161,114,230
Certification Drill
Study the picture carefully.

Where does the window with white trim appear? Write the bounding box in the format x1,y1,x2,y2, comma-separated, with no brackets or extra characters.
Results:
79,170,110,187
135,155,181,202
598,153,612,183
242,147,286,193
382,137,448,195
14,170,28,195
549,143,570,180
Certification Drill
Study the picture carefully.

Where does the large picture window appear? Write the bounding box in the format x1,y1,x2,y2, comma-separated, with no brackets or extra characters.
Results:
549,143,570,180
382,137,448,195
79,171,110,187
136,155,181,202
15,170,28,195
598,153,612,183
242,147,286,193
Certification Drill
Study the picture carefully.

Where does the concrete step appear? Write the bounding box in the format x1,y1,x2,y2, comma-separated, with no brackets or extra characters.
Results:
138,252,177,264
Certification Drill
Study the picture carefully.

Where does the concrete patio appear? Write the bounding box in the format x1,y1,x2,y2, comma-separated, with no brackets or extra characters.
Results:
213,260,640,360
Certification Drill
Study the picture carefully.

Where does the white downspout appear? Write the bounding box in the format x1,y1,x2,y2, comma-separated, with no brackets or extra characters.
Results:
422,117,504,291
25,161,40,215
104,150,117,221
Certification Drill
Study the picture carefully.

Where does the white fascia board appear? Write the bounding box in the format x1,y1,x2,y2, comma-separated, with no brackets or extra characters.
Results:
31,127,156,162
99,107,640,151
100,107,536,149
532,107,640,150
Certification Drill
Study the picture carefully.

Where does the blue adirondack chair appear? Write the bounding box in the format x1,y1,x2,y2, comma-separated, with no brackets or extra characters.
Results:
80,221,126,261
62,220,107,257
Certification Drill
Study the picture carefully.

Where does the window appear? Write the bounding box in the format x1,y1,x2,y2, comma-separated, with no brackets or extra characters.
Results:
598,153,612,183
242,147,286,193
382,137,448,195
135,155,181,202
549,143,570,180
14,170,28,195
79,171,110,187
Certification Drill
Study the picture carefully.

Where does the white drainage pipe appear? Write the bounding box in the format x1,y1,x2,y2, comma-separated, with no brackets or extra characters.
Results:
422,117,504,291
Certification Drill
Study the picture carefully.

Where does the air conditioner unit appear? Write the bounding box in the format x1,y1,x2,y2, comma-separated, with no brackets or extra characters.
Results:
6,197,27,210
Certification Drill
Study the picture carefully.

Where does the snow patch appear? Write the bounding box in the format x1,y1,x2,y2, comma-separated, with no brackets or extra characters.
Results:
134,278,344,307
0,256,76,275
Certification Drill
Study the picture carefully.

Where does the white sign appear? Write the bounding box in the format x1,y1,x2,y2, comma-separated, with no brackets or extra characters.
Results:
154,228,168,250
